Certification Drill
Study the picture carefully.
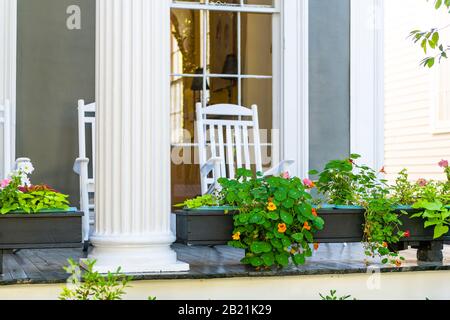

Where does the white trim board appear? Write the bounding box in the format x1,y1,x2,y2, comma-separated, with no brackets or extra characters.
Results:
0,0,16,177
350,0,384,170
282,0,309,178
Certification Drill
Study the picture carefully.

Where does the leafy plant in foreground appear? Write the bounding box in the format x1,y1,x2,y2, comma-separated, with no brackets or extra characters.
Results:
319,290,353,301
59,258,133,301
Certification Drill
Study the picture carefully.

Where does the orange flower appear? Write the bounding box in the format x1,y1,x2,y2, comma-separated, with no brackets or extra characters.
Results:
303,221,311,231
380,166,387,174
382,242,388,248
314,243,320,251
267,202,277,212
312,208,318,217
232,232,241,241
278,223,287,233
395,260,402,268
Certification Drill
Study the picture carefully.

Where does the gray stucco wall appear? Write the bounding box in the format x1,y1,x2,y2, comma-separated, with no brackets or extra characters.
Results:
309,0,351,172
17,0,95,205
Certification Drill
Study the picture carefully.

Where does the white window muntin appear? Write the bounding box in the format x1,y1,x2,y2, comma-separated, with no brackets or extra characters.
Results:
170,0,281,161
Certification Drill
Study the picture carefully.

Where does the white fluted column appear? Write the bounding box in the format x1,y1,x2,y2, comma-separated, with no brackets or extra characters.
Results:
89,0,189,273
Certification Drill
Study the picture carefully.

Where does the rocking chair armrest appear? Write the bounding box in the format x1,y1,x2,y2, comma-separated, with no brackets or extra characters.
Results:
263,160,296,177
73,157,90,175
200,157,223,177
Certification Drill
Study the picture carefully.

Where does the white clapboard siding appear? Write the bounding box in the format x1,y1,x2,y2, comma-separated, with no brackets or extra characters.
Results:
385,0,450,182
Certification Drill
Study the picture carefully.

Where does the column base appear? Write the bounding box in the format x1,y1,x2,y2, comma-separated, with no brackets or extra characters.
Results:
85,234,190,274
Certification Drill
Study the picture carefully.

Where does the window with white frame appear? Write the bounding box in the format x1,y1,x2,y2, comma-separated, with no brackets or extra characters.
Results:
170,0,280,203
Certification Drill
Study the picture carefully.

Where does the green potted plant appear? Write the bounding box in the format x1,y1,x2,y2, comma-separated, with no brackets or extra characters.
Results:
218,169,324,269
0,161,82,274
310,155,450,265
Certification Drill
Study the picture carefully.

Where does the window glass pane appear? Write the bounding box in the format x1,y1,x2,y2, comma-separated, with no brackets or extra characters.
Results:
208,11,238,75
209,77,238,105
241,13,272,75
171,9,203,74
170,75,203,203
242,78,274,168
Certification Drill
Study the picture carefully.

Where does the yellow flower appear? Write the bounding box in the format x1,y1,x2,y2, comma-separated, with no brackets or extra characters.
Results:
267,202,277,212
278,223,287,233
232,232,241,241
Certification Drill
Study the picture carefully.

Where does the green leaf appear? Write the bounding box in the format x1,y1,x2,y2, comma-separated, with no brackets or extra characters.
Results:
434,224,449,239
250,257,264,267
271,238,283,249
292,233,304,242
267,212,279,220
275,253,289,267
250,241,272,254
281,237,292,248
293,254,305,266
280,210,294,225
261,253,275,267
282,198,295,209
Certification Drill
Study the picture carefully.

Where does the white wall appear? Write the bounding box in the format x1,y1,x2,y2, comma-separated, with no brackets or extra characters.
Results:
2,270,450,300
385,0,450,182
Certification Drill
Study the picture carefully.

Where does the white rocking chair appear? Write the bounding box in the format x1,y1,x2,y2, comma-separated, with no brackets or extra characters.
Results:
196,103,295,194
73,100,96,250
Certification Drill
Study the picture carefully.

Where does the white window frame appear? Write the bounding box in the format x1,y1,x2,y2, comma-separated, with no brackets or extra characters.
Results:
169,0,309,177
350,0,385,170
0,0,16,178
432,62,450,134
431,12,450,135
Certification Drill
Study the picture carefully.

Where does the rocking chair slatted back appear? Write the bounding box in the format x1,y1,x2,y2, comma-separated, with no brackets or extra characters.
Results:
196,103,264,194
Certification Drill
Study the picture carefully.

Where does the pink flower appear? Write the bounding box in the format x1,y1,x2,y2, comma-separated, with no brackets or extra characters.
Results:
0,179,11,189
303,178,316,189
282,172,290,179
439,160,449,168
417,178,428,187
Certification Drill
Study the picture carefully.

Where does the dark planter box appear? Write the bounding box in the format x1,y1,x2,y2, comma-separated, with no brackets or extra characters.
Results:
315,208,450,242
175,210,235,246
175,207,449,262
0,212,83,274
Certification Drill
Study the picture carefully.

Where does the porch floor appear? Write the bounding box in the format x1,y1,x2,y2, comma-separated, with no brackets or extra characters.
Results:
1,244,450,285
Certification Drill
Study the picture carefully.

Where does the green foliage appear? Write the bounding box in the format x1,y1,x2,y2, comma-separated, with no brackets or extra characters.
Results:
312,155,405,264
59,259,133,301
309,154,362,205
411,199,450,238
0,181,70,215
391,170,420,205
174,194,220,209
409,0,450,67
319,290,353,301
363,189,405,265
219,169,324,269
